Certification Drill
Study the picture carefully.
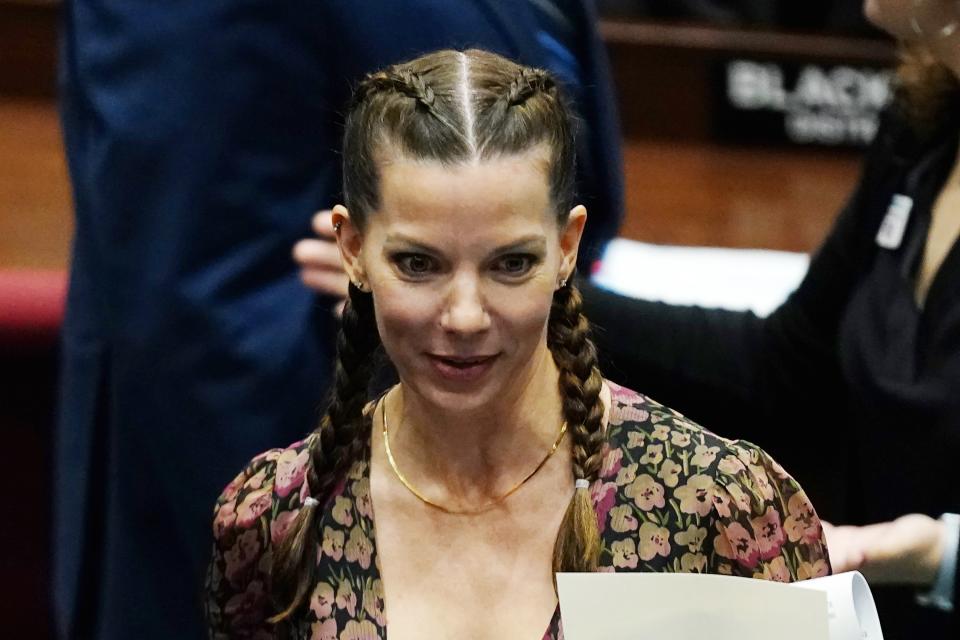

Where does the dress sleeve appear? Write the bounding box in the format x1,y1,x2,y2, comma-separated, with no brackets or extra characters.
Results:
204,451,280,639
705,439,831,582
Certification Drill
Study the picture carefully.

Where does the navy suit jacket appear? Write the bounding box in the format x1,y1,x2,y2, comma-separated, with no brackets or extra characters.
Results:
55,1,622,637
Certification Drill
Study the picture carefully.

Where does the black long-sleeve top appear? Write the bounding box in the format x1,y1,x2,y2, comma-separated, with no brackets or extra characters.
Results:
583,106,960,639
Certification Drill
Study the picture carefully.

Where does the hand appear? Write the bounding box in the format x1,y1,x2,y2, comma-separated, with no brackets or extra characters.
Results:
293,210,349,312
822,514,947,585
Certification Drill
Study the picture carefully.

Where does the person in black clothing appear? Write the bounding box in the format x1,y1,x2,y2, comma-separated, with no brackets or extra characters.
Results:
581,1,960,638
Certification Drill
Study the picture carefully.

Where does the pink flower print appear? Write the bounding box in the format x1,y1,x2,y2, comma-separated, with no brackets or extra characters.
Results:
611,538,640,569
710,485,732,518
638,522,671,561
340,620,379,640
270,509,299,546
784,491,821,544
748,464,775,501
715,521,760,569
251,448,281,464
335,580,357,617
609,504,639,533
309,581,335,619
309,619,338,640
675,474,715,517
223,579,268,630
750,505,786,560
626,432,646,449
618,405,651,424
235,488,272,528
221,471,246,503
321,526,345,562
332,495,353,527
690,444,720,468
717,455,746,476
625,474,665,511
651,424,671,441
768,457,790,480
754,556,791,582
599,447,623,479
591,481,618,532
363,578,386,626
615,462,638,487
674,524,707,552
736,446,756,466
345,525,373,569
275,448,310,498
347,459,367,481
798,559,830,580
242,468,267,491
726,483,752,512
639,444,663,466
213,500,237,540
352,477,373,519
657,459,682,488
681,552,707,573
224,529,261,587
671,431,691,448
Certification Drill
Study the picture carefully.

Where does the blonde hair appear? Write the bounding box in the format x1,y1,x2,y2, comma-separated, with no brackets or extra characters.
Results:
894,43,960,134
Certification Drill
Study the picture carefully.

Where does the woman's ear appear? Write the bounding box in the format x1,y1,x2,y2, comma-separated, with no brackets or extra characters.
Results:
331,204,366,287
559,205,587,282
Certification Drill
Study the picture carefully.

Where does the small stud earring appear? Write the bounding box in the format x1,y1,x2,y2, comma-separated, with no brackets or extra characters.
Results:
333,220,342,232
557,277,567,289
353,280,366,292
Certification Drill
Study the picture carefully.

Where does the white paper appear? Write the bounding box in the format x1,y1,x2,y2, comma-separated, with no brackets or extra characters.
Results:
557,571,881,640
591,238,809,317
792,572,884,640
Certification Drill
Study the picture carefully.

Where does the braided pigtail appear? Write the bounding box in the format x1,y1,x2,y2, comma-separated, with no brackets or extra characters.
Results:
270,284,380,624
548,280,605,574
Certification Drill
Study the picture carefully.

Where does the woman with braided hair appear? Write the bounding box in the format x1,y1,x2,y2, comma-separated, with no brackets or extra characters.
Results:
205,49,828,638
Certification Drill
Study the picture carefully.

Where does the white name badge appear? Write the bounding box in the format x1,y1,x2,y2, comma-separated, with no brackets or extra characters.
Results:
875,194,913,250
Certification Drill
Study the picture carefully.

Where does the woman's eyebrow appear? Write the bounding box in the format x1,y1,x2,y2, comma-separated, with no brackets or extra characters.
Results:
494,236,546,253
382,234,546,254
382,234,441,253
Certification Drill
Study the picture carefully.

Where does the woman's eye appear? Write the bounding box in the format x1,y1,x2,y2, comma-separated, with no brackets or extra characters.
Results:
396,254,436,275
495,254,536,276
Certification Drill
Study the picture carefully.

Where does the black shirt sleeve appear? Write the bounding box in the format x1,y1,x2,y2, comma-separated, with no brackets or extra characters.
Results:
583,109,909,474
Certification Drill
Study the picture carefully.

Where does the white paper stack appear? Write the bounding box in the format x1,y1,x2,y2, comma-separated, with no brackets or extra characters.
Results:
556,571,882,640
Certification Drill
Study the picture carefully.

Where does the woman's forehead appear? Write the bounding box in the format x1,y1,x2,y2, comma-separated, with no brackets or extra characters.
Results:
373,152,556,231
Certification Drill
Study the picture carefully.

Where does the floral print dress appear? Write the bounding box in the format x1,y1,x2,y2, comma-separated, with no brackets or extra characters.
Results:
205,381,830,639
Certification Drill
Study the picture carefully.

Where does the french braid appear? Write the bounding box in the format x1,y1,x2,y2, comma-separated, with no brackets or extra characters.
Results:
505,67,557,107
548,280,605,573
270,284,380,623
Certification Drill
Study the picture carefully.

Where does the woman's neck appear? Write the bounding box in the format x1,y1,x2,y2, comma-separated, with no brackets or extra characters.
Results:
383,345,567,501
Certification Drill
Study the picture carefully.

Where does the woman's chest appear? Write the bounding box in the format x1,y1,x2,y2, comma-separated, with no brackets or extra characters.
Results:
371,491,566,640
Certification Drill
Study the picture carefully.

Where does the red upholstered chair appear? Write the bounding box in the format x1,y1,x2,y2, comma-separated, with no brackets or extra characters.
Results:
0,269,65,640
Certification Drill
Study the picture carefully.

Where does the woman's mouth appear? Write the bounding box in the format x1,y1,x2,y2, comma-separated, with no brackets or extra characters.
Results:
427,354,499,382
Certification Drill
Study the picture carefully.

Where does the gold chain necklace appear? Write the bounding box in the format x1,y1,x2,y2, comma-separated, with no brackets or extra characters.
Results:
381,397,568,515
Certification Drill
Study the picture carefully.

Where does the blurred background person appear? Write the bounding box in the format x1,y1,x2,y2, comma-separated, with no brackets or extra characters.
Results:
53,1,622,639
584,1,960,638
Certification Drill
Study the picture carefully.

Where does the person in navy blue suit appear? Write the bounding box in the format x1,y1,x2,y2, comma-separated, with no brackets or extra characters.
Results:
55,2,622,638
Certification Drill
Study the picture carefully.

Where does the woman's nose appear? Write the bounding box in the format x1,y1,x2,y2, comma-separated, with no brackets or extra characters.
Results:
439,275,491,335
